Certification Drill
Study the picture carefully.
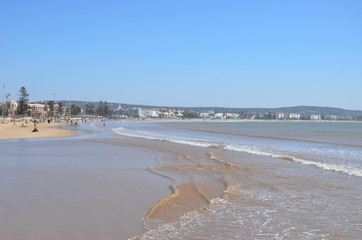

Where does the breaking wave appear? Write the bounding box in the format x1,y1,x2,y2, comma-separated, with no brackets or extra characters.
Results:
112,127,362,178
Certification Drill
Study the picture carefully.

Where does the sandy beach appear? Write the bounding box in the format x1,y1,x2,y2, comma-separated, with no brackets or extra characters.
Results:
0,121,76,140
0,123,172,240
1,121,361,239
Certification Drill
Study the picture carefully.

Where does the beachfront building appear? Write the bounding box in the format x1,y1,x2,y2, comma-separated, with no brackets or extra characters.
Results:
6,100,18,117
214,113,225,119
175,110,184,118
288,113,301,120
276,113,286,119
138,108,158,118
311,114,322,120
29,103,45,112
200,112,210,119
29,103,47,117
53,103,62,116
159,109,184,119
226,113,237,119
158,111,171,118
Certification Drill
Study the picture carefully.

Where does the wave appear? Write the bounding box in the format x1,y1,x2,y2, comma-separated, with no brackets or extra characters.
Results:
224,145,362,177
112,127,362,178
112,127,213,148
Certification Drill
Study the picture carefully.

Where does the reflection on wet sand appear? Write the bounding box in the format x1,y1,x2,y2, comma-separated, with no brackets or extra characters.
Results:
0,138,171,240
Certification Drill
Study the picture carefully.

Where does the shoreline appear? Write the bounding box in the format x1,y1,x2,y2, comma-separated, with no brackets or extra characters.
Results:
1,120,361,239
97,137,234,233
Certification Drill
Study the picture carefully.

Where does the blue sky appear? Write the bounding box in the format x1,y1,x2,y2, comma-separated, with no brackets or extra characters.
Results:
1,0,361,110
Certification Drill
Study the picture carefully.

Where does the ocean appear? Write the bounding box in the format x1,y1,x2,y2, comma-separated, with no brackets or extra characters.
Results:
111,121,362,240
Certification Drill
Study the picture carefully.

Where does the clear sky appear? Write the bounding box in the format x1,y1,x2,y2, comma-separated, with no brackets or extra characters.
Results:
1,0,361,110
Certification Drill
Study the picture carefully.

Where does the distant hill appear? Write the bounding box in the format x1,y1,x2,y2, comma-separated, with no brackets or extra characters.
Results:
52,100,362,118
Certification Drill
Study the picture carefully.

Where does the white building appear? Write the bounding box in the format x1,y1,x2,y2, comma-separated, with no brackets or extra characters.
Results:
311,114,321,120
330,115,337,120
138,108,158,118
214,113,225,119
276,113,285,119
288,113,301,120
200,113,210,118
226,113,240,119
158,111,171,118
175,111,183,118
29,103,46,112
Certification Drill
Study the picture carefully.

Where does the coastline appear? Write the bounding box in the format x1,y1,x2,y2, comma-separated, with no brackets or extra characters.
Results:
0,121,76,140
93,137,230,234
2,117,357,141
2,120,361,239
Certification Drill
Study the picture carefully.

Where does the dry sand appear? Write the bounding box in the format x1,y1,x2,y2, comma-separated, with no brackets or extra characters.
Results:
0,121,76,140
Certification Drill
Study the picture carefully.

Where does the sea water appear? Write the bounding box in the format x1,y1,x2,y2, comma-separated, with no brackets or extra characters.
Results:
112,121,362,240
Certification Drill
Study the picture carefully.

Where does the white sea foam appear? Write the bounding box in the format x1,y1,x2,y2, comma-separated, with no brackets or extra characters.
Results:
112,127,213,148
112,127,362,178
130,187,334,240
225,145,362,177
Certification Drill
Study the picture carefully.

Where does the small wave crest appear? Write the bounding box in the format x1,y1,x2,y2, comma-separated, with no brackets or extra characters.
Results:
225,145,362,177
112,127,214,148
113,127,362,178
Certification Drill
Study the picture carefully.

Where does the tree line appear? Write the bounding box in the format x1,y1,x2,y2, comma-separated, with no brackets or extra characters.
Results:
5,86,111,117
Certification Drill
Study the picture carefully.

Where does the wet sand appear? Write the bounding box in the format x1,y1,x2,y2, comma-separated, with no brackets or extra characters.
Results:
0,137,172,240
2,121,361,239
92,138,237,231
